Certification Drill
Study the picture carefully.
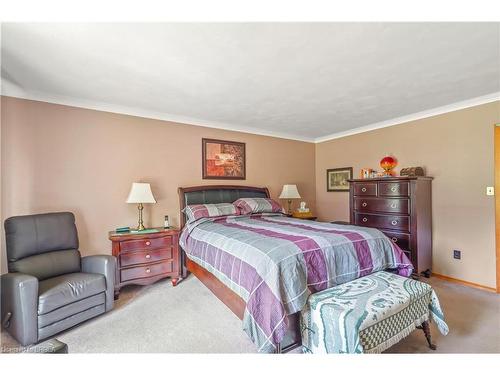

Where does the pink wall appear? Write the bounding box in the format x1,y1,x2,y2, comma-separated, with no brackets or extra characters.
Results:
1,96,498,289
0,97,316,273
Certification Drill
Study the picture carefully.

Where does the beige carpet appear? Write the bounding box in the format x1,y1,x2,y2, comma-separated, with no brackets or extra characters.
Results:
1,275,499,353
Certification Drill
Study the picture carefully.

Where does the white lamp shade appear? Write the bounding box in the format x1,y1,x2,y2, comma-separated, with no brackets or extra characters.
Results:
279,184,301,199
126,182,157,204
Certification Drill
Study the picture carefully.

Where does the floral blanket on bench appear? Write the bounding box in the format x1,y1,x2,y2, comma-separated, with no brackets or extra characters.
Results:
301,271,449,353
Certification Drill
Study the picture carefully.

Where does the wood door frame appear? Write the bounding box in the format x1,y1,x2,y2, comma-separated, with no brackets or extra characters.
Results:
495,125,500,293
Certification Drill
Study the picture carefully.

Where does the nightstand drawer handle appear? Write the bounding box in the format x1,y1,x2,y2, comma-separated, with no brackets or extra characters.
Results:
391,237,398,243
362,202,367,207
145,254,151,259
361,187,367,192
391,186,397,192
390,203,397,209
145,268,151,273
391,220,398,226
362,217,368,222
145,241,151,246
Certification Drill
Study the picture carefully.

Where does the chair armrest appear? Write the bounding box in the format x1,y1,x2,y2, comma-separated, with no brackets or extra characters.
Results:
81,255,116,311
0,273,39,346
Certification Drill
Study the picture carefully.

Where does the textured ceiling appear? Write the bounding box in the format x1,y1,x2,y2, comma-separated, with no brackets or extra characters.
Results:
1,23,499,141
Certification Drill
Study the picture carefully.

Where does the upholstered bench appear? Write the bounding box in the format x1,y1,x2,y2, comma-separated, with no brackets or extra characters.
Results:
300,271,449,354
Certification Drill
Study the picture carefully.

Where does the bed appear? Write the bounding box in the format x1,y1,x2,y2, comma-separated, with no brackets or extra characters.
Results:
178,185,413,353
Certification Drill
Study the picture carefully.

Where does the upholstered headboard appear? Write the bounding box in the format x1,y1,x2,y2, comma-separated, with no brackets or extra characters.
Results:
178,185,270,228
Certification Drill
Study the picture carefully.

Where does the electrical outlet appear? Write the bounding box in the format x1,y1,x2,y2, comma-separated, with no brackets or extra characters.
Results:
486,186,495,196
453,250,461,260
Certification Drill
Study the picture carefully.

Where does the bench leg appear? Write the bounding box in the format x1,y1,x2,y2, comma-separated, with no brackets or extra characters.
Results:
421,321,437,350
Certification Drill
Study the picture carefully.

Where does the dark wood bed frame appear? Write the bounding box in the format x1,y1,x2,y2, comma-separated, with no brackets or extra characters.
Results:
178,185,301,353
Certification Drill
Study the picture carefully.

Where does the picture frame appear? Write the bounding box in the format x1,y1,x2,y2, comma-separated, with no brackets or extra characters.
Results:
326,167,353,192
202,138,246,179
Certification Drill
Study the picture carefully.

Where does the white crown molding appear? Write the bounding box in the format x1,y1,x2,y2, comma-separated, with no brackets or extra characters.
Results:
2,78,498,145
1,77,26,98
0,80,316,143
313,92,500,143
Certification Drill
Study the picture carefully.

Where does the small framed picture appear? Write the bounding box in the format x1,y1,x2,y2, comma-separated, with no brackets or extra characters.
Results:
202,138,246,179
327,167,353,192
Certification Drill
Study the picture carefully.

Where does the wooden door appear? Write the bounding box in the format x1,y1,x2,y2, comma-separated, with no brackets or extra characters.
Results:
495,125,500,293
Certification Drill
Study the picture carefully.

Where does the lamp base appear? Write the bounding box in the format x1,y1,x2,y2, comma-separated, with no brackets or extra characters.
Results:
136,203,145,231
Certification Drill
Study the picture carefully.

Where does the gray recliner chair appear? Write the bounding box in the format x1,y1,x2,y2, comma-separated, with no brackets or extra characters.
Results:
1,212,116,346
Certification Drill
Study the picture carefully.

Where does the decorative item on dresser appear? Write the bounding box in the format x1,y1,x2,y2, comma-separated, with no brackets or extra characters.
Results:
400,167,425,177
348,176,433,277
109,227,181,298
380,155,398,176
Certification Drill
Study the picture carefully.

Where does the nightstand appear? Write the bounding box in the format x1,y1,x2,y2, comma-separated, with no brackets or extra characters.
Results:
109,227,181,298
288,213,318,221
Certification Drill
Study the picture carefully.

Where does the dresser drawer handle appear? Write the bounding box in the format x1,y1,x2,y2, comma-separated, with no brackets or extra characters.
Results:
362,217,368,222
362,202,367,207
145,268,151,274
391,237,398,243
391,186,397,192
145,241,151,246
361,187,367,192
391,220,398,226
145,254,151,259
390,203,397,209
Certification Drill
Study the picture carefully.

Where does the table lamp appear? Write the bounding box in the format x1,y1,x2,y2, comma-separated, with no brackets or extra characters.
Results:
126,182,157,231
279,184,301,214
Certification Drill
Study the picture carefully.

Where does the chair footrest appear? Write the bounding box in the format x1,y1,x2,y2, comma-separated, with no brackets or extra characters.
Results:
25,339,68,353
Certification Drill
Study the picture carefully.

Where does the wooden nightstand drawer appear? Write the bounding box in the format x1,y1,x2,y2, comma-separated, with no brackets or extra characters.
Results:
120,236,172,252
109,227,182,297
120,247,173,267
121,260,173,282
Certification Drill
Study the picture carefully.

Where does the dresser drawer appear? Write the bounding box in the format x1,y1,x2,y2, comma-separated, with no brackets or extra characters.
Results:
120,247,173,267
120,236,173,252
379,182,409,197
353,182,377,196
381,230,411,251
354,197,409,214
120,260,173,282
354,213,410,232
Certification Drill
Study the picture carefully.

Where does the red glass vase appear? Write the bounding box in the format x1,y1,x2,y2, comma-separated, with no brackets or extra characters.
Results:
380,155,397,176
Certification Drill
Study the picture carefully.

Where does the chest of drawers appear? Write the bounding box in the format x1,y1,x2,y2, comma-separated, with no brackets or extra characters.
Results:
109,228,181,298
348,177,433,276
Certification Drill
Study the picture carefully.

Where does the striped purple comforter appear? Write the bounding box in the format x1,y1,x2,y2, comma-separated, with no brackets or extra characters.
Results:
179,213,413,352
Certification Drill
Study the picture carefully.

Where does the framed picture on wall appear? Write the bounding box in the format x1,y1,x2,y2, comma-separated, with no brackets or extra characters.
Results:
202,138,246,179
326,167,353,191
